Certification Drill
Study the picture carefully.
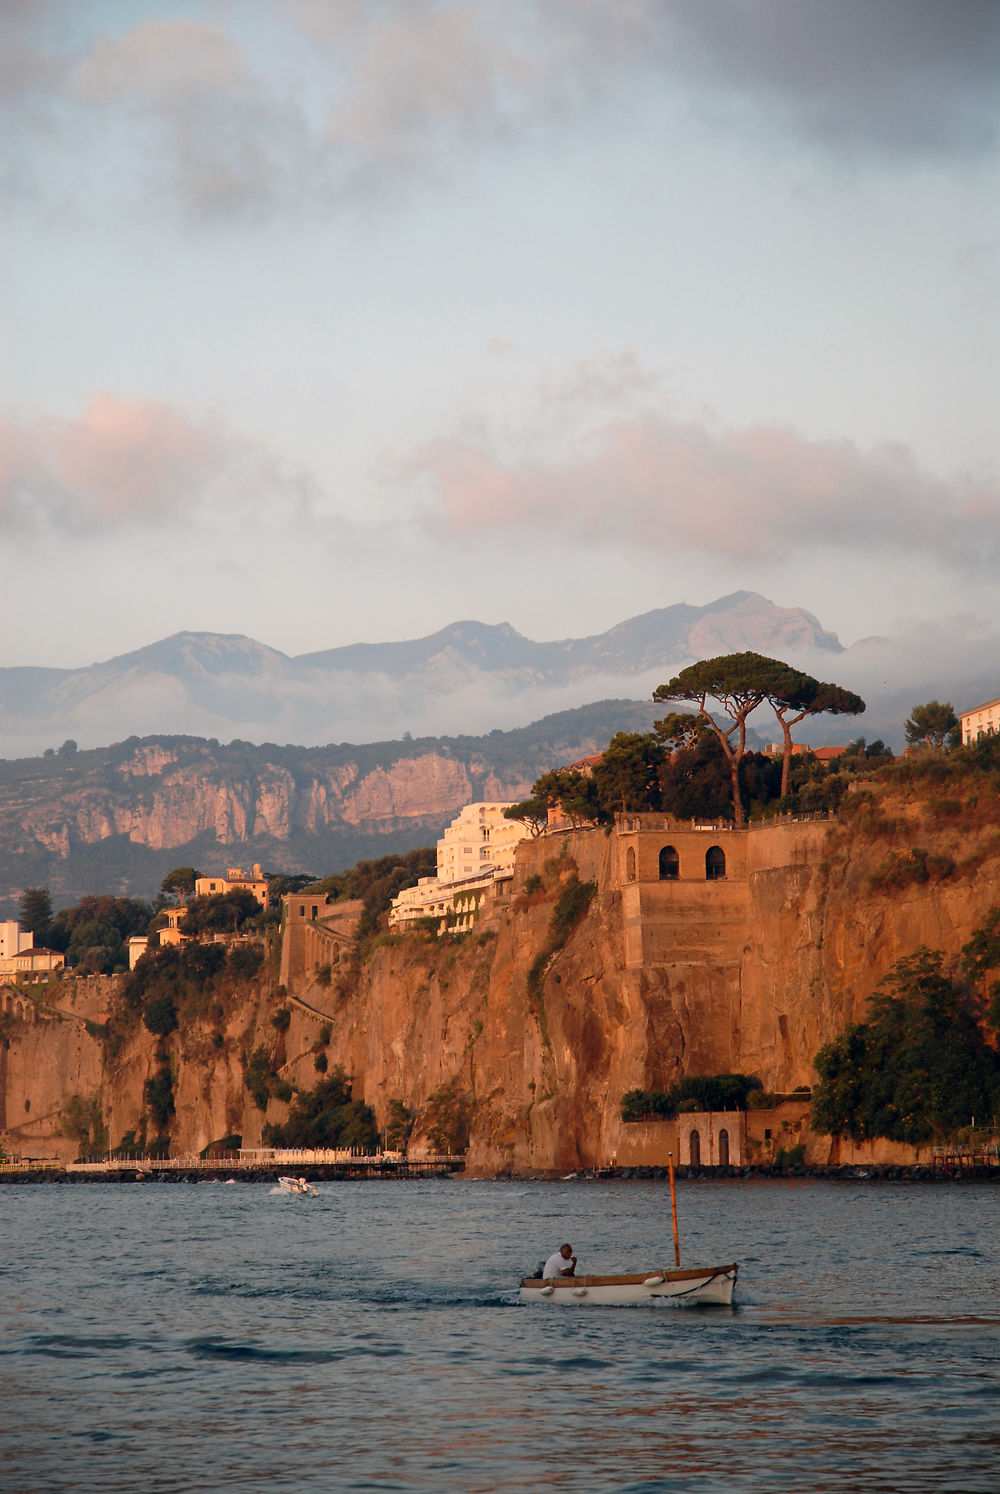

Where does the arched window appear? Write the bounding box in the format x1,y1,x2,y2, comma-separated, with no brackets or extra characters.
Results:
658,845,679,880
719,1129,730,1167
626,847,637,882
705,846,726,880
689,1130,701,1167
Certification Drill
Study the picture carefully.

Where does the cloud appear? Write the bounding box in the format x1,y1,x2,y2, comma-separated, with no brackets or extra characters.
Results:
408,397,1000,572
0,393,313,533
8,2,998,222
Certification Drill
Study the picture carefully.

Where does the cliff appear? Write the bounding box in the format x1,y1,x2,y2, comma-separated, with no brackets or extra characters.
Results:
0,700,663,905
4,774,999,1172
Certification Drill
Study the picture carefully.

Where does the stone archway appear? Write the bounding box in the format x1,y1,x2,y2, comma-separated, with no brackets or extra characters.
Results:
658,845,679,880
705,846,726,880
689,1129,701,1167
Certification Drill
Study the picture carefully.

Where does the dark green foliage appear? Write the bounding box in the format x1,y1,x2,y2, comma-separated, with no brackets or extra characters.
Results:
244,1046,275,1112
181,889,261,936
200,1134,241,1157
962,907,1000,1036
309,847,438,945
18,887,52,944
502,797,550,836
654,651,865,824
227,943,264,980
423,1078,474,1154
868,848,955,891
621,1074,762,1121
529,767,606,826
270,1005,292,1032
774,1144,806,1168
384,1097,415,1150
48,893,153,973
160,866,201,900
144,1066,175,1129
263,1068,378,1150
591,732,665,815
314,1051,328,1073
811,948,1000,1143
621,1088,675,1121
905,701,960,751
62,1093,108,1156
527,877,597,1015
551,879,597,944
142,994,178,1037
318,1025,331,1046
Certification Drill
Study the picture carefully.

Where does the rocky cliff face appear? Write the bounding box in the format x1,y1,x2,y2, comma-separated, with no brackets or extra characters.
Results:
0,700,661,903
3,778,998,1172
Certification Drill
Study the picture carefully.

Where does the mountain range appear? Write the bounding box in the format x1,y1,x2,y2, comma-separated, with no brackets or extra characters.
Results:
4,589,996,766
3,591,842,758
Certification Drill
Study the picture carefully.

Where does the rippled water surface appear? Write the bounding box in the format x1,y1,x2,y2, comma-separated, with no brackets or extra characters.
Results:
1,1177,998,1492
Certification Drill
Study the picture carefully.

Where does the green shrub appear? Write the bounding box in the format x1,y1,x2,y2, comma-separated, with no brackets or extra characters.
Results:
228,944,264,980
144,1066,174,1129
314,1052,328,1073
424,1078,475,1154
620,1074,762,1122
270,1006,292,1032
263,1069,378,1150
142,994,178,1038
868,848,955,891
775,1144,806,1168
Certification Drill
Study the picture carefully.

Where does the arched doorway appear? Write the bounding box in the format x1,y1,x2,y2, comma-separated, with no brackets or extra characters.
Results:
689,1130,701,1167
705,846,726,880
719,1129,730,1167
658,845,679,880
626,847,637,882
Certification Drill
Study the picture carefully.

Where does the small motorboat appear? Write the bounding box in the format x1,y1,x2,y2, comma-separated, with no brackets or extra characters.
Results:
520,1152,738,1307
278,1175,318,1196
519,1263,737,1306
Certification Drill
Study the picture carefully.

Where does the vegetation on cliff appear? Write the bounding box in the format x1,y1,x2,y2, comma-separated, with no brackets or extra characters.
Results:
621,1074,763,1121
262,1069,378,1151
812,934,1000,1145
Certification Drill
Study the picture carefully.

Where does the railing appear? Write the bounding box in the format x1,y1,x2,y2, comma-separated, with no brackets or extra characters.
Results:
0,1158,61,1172
65,1148,463,1172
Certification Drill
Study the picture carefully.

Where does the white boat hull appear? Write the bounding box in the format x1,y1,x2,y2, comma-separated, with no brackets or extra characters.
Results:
519,1264,737,1307
278,1176,317,1196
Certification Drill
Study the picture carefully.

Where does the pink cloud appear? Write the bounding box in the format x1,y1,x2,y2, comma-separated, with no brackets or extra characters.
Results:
0,393,249,531
411,412,1000,569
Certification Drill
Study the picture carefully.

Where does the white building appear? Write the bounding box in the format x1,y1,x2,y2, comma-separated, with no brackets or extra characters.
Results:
960,696,1000,746
390,802,529,933
0,921,33,962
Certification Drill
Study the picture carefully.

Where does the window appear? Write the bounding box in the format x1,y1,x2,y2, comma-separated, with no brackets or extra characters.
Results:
719,1129,730,1167
658,845,679,880
705,846,726,880
689,1130,701,1167
626,847,636,882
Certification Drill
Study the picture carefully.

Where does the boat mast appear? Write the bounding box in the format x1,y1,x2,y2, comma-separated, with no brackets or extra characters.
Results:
667,1151,681,1267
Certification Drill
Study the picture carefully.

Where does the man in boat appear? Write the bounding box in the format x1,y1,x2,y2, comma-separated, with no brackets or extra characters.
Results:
542,1244,577,1278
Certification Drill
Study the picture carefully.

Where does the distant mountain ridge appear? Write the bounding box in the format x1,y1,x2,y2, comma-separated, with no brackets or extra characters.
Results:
0,591,841,757
0,699,673,907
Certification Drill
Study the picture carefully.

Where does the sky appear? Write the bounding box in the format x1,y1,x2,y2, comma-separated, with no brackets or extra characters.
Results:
3,0,999,671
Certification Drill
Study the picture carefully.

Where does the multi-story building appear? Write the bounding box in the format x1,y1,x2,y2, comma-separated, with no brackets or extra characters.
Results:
194,863,270,909
0,920,34,962
390,802,529,933
960,696,1000,746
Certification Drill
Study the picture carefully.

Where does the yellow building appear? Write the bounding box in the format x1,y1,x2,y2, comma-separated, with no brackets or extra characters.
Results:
961,696,1000,745
194,863,270,909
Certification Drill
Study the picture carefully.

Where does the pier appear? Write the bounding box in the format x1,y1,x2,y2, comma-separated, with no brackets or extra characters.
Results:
0,1148,465,1182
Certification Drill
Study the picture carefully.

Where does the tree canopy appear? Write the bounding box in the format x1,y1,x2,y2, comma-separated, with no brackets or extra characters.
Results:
654,652,865,821
811,948,1000,1144
904,701,960,751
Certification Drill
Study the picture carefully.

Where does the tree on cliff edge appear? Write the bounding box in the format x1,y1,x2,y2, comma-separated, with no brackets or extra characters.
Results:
654,653,865,822
653,654,776,826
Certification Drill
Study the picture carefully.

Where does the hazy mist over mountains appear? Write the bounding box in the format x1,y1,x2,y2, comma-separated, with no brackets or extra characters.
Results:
2,591,996,759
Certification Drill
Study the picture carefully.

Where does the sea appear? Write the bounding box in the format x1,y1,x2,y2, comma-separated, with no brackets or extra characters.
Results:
1,1176,998,1493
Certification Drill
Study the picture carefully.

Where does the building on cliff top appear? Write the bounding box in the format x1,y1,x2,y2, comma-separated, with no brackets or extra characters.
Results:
961,696,1000,745
0,946,64,978
194,864,270,909
0,920,34,962
389,802,529,934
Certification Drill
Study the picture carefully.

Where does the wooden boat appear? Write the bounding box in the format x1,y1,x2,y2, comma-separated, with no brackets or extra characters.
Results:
278,1175,317,1196
519,1263,737,1306
520,1152,738,1307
